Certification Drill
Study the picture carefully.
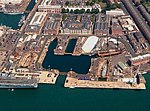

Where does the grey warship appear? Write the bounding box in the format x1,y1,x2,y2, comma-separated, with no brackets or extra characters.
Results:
0,72,38,88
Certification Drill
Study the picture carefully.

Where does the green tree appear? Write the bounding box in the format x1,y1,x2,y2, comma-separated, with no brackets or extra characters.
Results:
61,8,66,13
70,9,74,13
92,0,97,3
86,1,90,6
90,2,95,6
61,8,69,13
66,9,69,13
91,8,99,14
79,9,85,14
86,9,91,13
114,3,121,8
74,9,79,14
62,14,67,21
65,1,69,6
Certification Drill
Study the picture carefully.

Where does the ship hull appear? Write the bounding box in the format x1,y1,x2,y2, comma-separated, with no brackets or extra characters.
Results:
0,84,38,89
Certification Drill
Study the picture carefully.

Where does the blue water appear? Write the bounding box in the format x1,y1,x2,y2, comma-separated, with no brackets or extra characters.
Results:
26,0,36,11
42,38,91,74
0,74,150,111
0,0,35,29
0,13,26,29
65,39,77,53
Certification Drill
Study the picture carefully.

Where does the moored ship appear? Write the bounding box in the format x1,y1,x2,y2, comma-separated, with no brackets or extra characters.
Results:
0,72,38,89
18,15,26,26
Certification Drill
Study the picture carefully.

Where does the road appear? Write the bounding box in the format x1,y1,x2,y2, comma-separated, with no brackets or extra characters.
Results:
35,37,48,71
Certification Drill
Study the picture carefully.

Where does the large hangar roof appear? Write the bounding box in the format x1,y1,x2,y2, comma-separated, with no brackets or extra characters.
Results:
82,36,98,53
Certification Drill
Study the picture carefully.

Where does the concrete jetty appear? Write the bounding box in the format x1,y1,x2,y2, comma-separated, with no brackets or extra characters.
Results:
38,70,59,84
64,77,146,90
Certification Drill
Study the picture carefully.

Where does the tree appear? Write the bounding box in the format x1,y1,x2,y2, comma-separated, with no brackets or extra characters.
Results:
91,15,95,23
86,1,90,6
62,14,67,21
66,9,69,13
61,8,69,13
65,1,69,6
135,2,141,6
90,2,95,6
91,8,99,14
86,9,91,13
61,8,66,13
74,9,79,14
92,0,97,3
114,3,121,8
70,9,74,13
79,9,85,14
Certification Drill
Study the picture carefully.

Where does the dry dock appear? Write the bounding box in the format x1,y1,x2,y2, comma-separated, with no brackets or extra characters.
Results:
64,77,146,90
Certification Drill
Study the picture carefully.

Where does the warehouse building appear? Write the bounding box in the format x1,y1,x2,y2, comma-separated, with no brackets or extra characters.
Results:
43,14,61,35
25,12,47,35
106,9,125,16
38,0,61,13
94,14,110,36
61,15,93,35
121,0,150,44
130,54,150,66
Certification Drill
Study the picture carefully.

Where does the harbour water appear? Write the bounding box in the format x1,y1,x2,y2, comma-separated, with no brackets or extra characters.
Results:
0,13,24,29
65,39,77,53
42,39,91,74
0,0,35,29
0,74,150,111
0,2,150,111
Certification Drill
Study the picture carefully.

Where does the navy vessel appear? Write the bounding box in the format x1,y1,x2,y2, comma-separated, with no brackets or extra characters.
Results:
0,72,38,89
18,15,25,27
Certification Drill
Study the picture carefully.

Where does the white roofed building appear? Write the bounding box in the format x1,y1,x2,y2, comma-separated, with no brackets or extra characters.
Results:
82,36,98,53
106,9,125,16
25,12,47,35
130,54,150,66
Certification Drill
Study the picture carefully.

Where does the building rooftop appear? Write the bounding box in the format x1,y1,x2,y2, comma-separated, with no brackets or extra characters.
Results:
29,12,47,25
38,0,61,9
82,36,98,53
131,54,150,61
0,0,22,4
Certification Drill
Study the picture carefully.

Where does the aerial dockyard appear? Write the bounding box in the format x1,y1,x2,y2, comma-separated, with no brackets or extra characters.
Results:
0,0,150,90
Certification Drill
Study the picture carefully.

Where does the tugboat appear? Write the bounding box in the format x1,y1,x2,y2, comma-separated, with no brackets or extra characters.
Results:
18,15,25,27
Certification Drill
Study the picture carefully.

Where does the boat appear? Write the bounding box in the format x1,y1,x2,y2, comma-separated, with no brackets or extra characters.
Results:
0,72,38,89
142,72,147,74
69,86,75,88
4,11,23,15
18,15,26,27
35,0,38,3
11,89,14,91
0,83,38,89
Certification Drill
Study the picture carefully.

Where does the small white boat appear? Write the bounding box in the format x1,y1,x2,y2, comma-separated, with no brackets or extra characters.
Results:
11,89,14,91
35,0,38,3
69,86,75,89
142,72,147,74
